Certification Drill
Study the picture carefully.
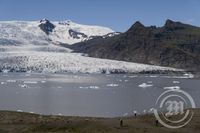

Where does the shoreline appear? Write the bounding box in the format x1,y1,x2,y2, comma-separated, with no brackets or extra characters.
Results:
0,109,200,133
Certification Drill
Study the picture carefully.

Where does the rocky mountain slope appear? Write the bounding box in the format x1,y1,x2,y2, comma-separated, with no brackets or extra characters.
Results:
72,20,200,71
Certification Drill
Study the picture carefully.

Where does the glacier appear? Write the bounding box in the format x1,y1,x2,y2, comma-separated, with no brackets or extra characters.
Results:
0,50,182,73
0,20,182,74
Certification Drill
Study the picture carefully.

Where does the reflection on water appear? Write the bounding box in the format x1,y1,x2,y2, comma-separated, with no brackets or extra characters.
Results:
0,73,199,117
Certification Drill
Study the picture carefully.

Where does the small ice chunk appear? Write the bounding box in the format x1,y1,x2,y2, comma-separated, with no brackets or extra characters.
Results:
80,86,99,90
150,75,158,78
173,81,180,84
19,84,29,88
105,70,110,74
107,84,119,87
89,86,99,89
58,113,63,116
6,80,16,83
1,82,5,85
24,81,38,84
41,81,46,83
184,73,194,78
123,113,128,116
3,70,9,73
79,86,87,89
138,83,153,88
164,86,180,90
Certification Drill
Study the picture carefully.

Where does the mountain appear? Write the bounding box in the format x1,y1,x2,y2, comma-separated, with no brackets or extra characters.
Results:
0,19,181,74
0,19,114,45
72,19,200,71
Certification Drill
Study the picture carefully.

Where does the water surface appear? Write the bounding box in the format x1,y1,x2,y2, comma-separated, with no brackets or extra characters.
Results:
0,73,199,117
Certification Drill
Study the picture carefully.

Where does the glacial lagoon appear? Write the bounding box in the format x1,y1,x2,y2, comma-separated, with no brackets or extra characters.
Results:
0,73,199,117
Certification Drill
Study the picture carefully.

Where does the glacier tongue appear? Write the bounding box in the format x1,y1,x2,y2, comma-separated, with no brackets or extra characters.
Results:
0,50,181,73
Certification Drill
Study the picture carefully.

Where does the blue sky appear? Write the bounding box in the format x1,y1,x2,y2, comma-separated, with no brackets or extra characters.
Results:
0,0,199,31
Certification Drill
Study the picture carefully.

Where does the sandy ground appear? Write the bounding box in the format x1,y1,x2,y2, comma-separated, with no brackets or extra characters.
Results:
0,109,200,133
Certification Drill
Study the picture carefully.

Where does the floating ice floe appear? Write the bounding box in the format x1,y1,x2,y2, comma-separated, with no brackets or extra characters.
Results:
149,75,158,78
6,80,16,83
0,82,5,85
79,86,99,90
79,86,87,89
123,113,129,117
89,86,99,89
106,83,119,87
164,86,180,90
183,73,194,78
58,113,63,116
138,83,153,88
24,81,38,84
173,81,180,84
19,84,29,88
41,80,46,83
17,110,23,112
2,69,9,73
133,110,137,114
164,73,194,79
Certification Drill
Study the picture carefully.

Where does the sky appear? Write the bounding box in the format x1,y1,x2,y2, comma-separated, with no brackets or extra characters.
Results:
0,0,199,31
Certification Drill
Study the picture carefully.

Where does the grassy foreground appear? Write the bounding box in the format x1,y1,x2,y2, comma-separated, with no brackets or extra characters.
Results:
0,109,200,133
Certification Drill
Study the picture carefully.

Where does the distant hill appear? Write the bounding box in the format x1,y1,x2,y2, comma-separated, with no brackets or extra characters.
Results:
72,19,200,71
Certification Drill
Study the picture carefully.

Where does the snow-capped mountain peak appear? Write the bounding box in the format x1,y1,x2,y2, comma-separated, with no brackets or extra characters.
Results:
50,20,114,44
0,19,114,45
